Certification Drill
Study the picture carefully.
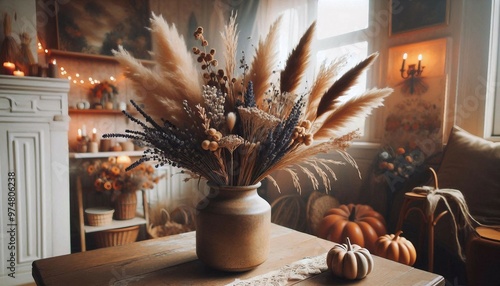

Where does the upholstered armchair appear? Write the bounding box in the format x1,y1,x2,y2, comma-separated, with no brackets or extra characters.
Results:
436,126,500,286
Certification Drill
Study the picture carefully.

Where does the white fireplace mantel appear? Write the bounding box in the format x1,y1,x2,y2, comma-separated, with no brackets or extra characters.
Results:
0,75,71,285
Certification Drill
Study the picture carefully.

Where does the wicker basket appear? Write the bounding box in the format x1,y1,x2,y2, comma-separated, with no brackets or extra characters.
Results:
270,194,307,231
306,191,340,235
147,208,193,239
113,192,137,220
93,225,140,248
85,207,114,226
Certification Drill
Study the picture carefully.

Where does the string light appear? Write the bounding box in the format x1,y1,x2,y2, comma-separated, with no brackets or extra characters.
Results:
37,42,120,86
59,66,117,86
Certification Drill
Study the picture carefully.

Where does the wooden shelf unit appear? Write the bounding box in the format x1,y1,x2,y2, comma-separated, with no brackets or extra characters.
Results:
76,176,149,252
48,49,155,66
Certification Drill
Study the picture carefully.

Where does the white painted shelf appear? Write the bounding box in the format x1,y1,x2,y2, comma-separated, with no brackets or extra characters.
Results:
70,150,144,159
84,217,147,233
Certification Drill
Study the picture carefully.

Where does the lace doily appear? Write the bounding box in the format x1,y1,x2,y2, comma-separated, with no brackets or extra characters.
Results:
225,253,328,286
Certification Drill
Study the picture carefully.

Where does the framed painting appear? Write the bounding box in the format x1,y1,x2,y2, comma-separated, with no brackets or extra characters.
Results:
390,0,449,36
56,0,152,60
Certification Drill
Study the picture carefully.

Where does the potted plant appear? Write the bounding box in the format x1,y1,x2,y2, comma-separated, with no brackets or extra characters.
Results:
82,157,164,220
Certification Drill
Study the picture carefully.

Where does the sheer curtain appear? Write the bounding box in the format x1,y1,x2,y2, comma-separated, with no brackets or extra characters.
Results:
251,0,315,66
210,0,317,91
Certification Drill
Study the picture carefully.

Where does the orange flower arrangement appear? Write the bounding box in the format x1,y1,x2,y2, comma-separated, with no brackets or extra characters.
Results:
83,157,163,193
90,80,118,100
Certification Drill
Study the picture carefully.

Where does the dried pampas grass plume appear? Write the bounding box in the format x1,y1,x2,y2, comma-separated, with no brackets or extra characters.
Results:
220,12,239,86
112,13,203,127
315,53,379,119
313,88,393,140
280,22,316,95
304,56,348,122
247,15,283,107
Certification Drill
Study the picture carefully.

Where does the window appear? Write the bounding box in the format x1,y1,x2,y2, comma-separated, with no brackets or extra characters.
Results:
317,0,369,39
489,0,500,137
315,0,376,139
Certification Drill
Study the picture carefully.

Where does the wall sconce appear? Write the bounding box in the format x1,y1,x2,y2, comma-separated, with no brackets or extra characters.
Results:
400,53,426,94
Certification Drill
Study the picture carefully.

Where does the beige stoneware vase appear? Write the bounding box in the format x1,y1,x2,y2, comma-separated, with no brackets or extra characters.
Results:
196,182,271,272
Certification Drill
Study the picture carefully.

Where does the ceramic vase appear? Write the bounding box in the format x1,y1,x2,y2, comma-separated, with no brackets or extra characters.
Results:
196,182,271,272
114,191,137,220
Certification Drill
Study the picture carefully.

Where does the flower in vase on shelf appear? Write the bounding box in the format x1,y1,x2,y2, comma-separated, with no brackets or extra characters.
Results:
104,13,393,191
90,80,118,109
83,157,163,195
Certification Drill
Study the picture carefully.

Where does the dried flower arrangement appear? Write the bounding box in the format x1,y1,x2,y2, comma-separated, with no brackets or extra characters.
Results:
377,146,426,182
104,13,393,191
90,80,118,101
83,157,163,194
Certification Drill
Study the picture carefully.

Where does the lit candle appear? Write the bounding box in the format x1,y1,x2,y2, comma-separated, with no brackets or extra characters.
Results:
92,128,97,142
37,43,46,66
3,62,15,75
82,125,87,137
48,59,57,78
13,70,24,76
417,54,422,71
3,62,14,68
77,129,82,141
401,53,407,70
117,155,131,165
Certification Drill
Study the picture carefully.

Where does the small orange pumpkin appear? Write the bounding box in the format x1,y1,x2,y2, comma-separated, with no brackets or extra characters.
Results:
326,237,374,280
317,204,386,252
374,230,417,266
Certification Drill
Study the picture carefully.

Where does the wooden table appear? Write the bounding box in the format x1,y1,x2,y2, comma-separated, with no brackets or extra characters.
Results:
32,224,444,285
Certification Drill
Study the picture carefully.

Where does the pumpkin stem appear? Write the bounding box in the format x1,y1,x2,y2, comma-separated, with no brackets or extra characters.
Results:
429,167,438,190
394,230,403,239
348,206,356,221
346,237,352,251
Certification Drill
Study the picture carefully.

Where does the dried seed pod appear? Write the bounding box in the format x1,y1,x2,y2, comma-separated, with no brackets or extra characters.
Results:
207,128,217,136
227,112,236,133
213,131,222,141
300,120,312,130
209,141,219,151
201,140,210,150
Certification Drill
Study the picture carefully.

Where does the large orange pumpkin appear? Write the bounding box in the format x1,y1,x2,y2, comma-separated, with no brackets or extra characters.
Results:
374,231,417,266
317,204,386,252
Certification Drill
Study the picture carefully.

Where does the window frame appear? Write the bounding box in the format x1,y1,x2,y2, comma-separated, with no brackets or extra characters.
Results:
484,0,500,140
312,0,383,142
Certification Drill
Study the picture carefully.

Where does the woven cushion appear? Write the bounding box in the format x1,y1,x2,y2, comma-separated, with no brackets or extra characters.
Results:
437,126,500,225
